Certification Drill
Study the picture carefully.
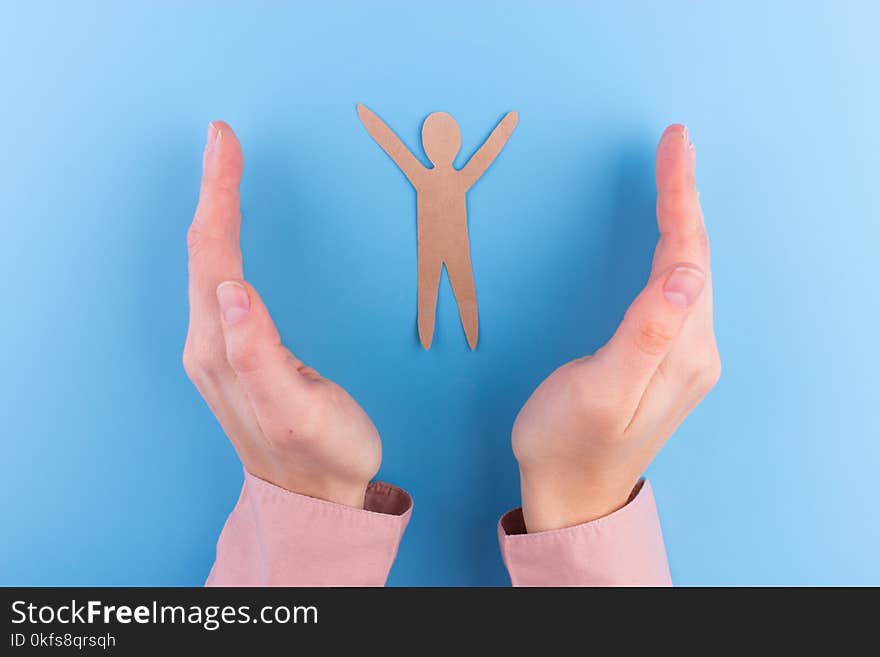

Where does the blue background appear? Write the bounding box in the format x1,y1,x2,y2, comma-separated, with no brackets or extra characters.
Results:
2,1,878,586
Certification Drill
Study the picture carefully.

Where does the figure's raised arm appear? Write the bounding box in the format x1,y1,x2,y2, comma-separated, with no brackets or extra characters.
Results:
460,111,518,189
357,104,425,187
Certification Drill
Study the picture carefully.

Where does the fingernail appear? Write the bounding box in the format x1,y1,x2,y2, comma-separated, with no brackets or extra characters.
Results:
677,126,692,152
662,125,691,150
663,266,705,308
684,126,695,153
217,281,249,325
206,122,222,155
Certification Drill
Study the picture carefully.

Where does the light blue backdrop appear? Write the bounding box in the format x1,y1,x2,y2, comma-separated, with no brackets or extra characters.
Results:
1,1,877,586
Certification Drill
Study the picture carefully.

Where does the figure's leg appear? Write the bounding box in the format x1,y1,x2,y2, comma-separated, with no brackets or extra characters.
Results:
417,245,443,350
445,245,479,350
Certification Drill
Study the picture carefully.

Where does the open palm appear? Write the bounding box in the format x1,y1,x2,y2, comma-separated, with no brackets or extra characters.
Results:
183,122,381,508
512,125,720,532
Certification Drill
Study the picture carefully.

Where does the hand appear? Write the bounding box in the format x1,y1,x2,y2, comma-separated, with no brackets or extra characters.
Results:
512,125,721,532
183,122,381,508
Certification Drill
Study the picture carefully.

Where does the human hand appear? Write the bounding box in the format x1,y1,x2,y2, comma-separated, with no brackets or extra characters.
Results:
512,125,720,532
183,122,381,508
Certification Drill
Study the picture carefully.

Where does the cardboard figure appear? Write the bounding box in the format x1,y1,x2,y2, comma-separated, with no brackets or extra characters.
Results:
357,104,518,350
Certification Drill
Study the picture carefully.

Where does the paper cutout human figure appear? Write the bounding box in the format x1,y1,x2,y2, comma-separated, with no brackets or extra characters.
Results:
357,104,518,350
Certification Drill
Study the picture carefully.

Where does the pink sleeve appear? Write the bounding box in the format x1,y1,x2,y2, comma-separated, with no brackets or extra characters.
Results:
206,471,412,587
497,479,672,587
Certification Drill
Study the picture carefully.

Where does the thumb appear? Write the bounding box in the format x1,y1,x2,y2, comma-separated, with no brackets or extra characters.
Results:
216,280,309,417
596,263,706,396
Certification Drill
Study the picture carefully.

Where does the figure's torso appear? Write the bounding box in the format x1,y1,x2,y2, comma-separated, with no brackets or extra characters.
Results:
415,168,468,246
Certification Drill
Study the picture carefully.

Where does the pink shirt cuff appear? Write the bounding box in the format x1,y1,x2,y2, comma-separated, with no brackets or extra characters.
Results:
498,479,672,587
206,471,412,587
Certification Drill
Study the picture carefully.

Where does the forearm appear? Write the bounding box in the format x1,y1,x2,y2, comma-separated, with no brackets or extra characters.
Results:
498,479,671,587
207,471,412,587
518,460,643,533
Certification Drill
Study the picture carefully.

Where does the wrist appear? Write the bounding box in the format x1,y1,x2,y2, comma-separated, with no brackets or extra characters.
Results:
518,464,640,533
279,475,370,509
247,464,370,509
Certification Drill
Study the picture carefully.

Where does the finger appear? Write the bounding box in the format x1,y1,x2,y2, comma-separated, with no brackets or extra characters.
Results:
186,122,245,350
654,123,714,326
592,125,710,396
216,280,312,431
194,121,244,250
651,123,716,388
595,262,706,399
652,124,708,276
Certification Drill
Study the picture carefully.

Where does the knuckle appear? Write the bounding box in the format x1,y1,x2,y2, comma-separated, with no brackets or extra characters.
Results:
181,350,198,380
186,225,204,255
182,339,222,383
635,319,677,356
684,347,722,392
187,217,241,255
704,350,723,388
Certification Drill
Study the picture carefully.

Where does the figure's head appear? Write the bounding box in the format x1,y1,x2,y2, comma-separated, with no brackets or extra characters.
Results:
421,112,461,167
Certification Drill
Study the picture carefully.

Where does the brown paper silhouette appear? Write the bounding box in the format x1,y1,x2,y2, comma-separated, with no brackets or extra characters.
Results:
357,104,518,350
